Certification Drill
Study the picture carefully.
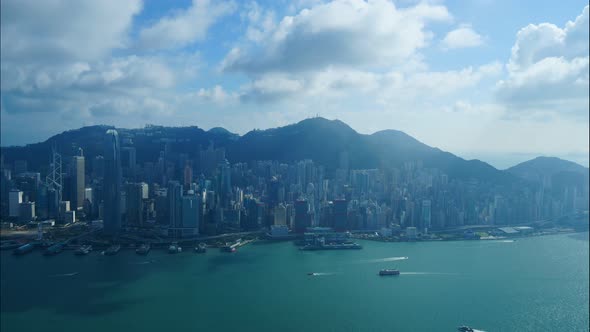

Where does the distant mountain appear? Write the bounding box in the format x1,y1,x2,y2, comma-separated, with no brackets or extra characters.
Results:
507,157,589,179
1,117,520,184
507,156,589,191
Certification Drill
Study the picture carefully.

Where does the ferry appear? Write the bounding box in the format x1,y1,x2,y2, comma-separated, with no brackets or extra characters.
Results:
194,243,207,253
104,244,121,256
44,243,64,256
168,242,182,254
13,243,34,255
379,269,400,276
74,245,92,255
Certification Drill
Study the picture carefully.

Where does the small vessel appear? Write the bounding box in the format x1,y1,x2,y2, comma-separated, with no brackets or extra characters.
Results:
13,243,34,255
168,242,182,254
221,244,236,253
74,244,92,255
44,243,64,256
307,272,318,276
457,326,474,332
135,243,151,255
379,269,400,276
194,243,207,253
104,244,121,256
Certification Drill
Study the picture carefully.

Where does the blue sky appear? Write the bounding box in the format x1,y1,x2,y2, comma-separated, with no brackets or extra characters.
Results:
1,0,588,168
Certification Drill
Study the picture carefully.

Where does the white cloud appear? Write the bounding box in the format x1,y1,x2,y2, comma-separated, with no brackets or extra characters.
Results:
441,24,484,49
0,0,141,63
138,0,235,50
223,0,452,73
496,5,589,118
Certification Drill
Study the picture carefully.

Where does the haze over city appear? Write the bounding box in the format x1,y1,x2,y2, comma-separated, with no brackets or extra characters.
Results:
1,0,589,168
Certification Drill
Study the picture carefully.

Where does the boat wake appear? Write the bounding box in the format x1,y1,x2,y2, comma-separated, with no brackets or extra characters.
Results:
49,272,79,277
131,260,155,265
308,272,335,276
365,256,409,263
400,272,458,276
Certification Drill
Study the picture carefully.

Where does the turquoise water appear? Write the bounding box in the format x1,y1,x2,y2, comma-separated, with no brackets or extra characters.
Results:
1,233,588,332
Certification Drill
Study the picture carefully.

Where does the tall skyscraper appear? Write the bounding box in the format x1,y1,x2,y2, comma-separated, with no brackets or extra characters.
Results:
294,199,311,233
8,189,23,217
126,183,144,227
168,181,183,236
181,191,200,237
72,151,85,210
183,162,192,188
421,199,431,232
103,129,122,234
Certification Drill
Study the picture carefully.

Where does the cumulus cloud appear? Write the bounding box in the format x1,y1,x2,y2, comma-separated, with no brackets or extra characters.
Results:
138,0,235,50
441,24,484,49
222,0,451,73
496,5,589,117
0,0,142,63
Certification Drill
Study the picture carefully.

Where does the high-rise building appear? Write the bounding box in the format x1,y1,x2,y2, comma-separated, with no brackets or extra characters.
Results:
421,200,431,232
8,189,23,217
126,183,144,227
72,153,85,210
183,162,192,188
103,129,122,234
333,199,348,231
181,191,200,237
274,203,287,226
168,181,183,236
294,199,311,233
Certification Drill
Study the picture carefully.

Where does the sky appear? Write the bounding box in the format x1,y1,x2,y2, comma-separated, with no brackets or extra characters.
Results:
1,0,588,169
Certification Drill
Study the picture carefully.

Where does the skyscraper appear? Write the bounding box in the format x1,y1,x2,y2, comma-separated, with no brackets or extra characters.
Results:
126,183,144,228
8,189,23,217
72,151,85,210
294,199,311,233
181,191,200,237
168,181,183,237
421,199,431,232
103,130,122,234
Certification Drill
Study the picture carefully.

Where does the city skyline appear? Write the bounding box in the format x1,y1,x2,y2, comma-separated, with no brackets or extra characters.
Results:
1,0,588,168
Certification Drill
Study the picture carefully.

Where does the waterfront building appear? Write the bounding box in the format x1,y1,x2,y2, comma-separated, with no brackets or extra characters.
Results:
406,226,418,240
19,201,35,222
168,181,183,236
103,129,122,234
126,183,145,227
274,203,287,226
294,199,311,233
181,191,200,237
8,189,23,217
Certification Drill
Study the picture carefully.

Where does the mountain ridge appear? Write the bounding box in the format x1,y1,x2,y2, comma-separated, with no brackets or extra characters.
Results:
1,117,584,186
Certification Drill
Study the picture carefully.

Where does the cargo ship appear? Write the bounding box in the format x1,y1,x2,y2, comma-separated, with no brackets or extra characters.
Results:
74,245,92,255
13,243,34,255
44,243,64,256
136,243,151,255
379,269,400,276
194,243,207,253
104,244,121,256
